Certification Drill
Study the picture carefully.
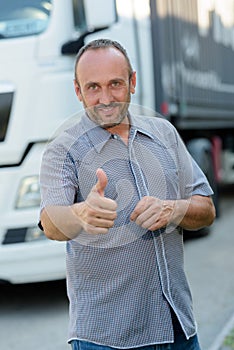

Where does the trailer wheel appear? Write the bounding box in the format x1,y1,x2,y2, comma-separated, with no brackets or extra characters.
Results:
203,148,219,218
185,138,219,238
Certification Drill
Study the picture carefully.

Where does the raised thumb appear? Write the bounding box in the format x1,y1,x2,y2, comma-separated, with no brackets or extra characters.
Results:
95,168,108,196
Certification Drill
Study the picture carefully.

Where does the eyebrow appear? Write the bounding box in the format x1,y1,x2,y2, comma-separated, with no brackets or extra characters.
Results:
81,81,99,91
85,78,126,87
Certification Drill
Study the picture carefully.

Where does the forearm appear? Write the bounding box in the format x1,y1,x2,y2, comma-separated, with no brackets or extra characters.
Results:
40,205,83,241
40,190,117,241
170,195,216,230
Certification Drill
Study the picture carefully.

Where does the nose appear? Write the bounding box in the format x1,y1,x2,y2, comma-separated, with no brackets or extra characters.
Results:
98,87,113,105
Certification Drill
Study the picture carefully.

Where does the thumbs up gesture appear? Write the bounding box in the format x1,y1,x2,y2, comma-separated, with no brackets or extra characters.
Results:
93,168,109,197
72,168,117,234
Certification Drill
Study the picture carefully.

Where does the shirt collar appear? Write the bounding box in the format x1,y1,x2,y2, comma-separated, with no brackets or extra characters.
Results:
130,114,155,140
80,113,112,153
80,112,155,153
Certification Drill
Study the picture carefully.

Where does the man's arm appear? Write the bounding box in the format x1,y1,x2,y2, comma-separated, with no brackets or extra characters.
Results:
169,195,215,230
40,169,117,241
130,195,216,232
40,205,82,241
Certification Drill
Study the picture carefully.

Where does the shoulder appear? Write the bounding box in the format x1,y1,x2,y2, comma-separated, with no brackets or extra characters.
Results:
132,114,179,146
133,113,176,132
43,117,86,158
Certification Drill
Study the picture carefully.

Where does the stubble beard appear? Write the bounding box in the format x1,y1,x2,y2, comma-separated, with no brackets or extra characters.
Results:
84,95,131,129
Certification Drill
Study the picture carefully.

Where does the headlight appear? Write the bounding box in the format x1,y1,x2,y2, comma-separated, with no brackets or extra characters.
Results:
25,226,46,242
15,176,41,209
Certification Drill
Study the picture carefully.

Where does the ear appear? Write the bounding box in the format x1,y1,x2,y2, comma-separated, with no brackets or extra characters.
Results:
73,80,83,101
130,71,136,94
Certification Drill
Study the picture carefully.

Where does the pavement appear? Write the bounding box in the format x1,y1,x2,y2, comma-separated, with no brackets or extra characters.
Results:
0,188,233,350
211,313,234,350
184,188,234,350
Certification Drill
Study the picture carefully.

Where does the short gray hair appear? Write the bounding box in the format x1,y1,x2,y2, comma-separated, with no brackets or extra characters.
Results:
74,38,133,82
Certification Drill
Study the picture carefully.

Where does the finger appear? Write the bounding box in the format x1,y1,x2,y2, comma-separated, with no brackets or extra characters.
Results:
82,216,115,235
130,197,150,221
94,168,108,196
84,225,110,235
86,192,117,212
87,217,116,229
130,207,139,222
142,215,165,230
85,206,117,220
134,212,159,228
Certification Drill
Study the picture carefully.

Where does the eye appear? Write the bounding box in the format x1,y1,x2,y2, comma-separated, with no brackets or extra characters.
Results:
88,83,98,91
111,80,125,89
112,81,120,87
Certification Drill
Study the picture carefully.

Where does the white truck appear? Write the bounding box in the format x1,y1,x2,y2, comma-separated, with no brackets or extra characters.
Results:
1,0,234,283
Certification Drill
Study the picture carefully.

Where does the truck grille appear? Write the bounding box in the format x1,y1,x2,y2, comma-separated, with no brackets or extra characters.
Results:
2,228,26,244
0,91,14,142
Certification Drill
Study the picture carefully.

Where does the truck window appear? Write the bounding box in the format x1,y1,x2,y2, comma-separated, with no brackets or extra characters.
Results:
72,0,86,31
0,0,52,39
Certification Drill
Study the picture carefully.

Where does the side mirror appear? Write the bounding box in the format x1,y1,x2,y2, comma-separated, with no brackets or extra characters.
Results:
84,0,117,28
62,0,117,55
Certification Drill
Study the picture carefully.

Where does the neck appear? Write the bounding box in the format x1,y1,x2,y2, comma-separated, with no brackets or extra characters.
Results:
106,116,130,144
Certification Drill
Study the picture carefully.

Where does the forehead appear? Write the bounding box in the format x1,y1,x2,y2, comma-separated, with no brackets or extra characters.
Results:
76,47,129,83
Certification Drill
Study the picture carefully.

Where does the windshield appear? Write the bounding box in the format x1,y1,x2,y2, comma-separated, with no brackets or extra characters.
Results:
0,1,52,39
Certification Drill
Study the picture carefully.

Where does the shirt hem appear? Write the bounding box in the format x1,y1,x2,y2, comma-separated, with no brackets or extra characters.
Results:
67,329,197,348
68,337,175,349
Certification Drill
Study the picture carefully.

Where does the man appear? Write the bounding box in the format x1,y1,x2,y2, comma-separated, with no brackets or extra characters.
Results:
39,39,216,350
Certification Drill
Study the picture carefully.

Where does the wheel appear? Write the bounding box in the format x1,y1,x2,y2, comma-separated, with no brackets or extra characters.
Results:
184,138,219,239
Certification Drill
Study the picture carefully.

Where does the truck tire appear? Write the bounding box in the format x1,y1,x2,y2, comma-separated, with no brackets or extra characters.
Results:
185,138,219,237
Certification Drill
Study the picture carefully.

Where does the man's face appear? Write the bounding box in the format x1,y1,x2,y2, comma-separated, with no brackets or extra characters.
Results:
74,47,136,128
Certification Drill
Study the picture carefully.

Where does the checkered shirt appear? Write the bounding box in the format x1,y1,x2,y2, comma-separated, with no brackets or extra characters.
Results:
40,113,213,348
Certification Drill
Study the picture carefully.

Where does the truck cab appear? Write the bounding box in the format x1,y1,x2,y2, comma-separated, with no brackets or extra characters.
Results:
1,0,234,283
0,1,80,283
0,0,154,283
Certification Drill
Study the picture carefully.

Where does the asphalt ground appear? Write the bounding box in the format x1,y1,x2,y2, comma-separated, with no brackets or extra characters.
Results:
0,186,233,350
184,186,234,350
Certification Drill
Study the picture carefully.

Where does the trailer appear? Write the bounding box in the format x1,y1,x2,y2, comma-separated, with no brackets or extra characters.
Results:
150,0,234,212
0,0,233,283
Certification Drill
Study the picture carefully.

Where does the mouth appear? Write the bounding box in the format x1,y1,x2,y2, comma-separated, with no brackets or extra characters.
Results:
96,104,119,116
87,102,129,128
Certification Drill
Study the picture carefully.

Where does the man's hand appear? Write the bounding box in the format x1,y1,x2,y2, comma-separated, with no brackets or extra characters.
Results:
130,196,174,231
71,168,117,234
130,195,215,232
41,168,117,241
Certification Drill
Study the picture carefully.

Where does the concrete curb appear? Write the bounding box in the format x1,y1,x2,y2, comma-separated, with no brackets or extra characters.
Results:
208,312,234,350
